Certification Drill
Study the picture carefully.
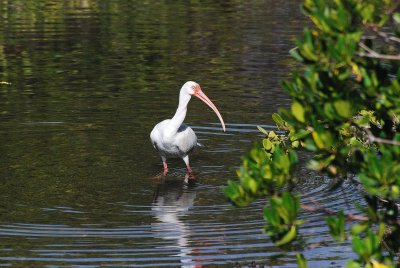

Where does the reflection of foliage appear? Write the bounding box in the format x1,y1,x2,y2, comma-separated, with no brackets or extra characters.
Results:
225,0,400,267
0,0,254,120
0,0,244,86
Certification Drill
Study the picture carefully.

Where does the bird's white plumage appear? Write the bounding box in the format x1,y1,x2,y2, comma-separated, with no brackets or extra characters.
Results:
150,81,225,174
150,120,197,158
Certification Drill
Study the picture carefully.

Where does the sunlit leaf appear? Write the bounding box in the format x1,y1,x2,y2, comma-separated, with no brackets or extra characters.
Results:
245,178,258,194
289,47,304,62
371,260,391,268
268,131,277,139
272,113,285,127
263,139,273,150
334,100,352,118
290,129,311,141
257,126,268,135
312,131,325,149
346,260,362,268
296,253,307,268
276,225,297,246
292,140,300,148
393,12,400,24
291,101,305,123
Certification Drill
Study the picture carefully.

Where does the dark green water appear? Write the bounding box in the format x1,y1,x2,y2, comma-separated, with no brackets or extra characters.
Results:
0,1,361,267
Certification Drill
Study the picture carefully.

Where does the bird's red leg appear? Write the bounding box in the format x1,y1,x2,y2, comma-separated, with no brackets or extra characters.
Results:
182,155,193,174
163,161,168,176
183,155,197,178
186,164,198,180
186,164,192,174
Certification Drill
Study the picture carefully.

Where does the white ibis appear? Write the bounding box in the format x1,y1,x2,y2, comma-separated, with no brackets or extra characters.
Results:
150,81,226,175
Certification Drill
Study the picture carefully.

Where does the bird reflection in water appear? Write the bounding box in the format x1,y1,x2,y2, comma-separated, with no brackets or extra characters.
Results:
151,173,202,268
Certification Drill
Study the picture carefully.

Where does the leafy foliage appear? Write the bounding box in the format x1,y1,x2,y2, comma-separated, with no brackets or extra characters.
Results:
263,192,302,246
225,0,400,266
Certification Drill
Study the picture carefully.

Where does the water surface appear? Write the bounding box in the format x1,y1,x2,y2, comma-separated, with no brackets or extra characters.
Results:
0,1,361,267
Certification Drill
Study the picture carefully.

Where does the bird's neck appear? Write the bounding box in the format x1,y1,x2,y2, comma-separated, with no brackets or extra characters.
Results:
169,91,191,132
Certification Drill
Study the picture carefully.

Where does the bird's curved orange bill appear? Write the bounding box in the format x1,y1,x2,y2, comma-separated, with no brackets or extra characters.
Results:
195,89,226,132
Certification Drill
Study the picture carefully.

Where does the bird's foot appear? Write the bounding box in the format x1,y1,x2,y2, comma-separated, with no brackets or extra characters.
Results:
185,172,198,181
185,165,198,180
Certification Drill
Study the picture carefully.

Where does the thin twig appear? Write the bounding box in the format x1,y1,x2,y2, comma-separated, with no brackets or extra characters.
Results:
303,201,400,225
358,42,400,60
371,27,400,44
357,51,400,60
364,128,400,146
300,203,368,221
361,35,378,41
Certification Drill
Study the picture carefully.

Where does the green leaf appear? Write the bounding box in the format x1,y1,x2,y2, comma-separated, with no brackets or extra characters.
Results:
257,125,268,135
223,180,252,207
291,101,306,123
352,236,366,256
276,225,297,246
289,47,304,62
351,223,369,235
282,192,300,220
223,180,239,198
312,131,325,149
244,177,257,194
292,140,300,148
296,253,307,268
323,102,337,120
268,131,277,139
394,12,400,24
333,100,352,118
272,113,285,127
360,4,375,23
290,129,311,141
264,207,279,226
371,260,392,268
263,138,273,150
299,29,318,61
326,210,346,241
346,260,361,268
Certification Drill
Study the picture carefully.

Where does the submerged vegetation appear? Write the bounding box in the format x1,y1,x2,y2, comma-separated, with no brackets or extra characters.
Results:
225,0,400,266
